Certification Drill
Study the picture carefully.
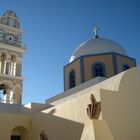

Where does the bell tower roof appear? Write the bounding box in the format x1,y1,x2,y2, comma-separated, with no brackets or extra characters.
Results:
3,10,17,18
0,10,20,29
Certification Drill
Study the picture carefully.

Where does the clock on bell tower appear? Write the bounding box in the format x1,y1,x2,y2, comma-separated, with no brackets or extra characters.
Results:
0,10,26,104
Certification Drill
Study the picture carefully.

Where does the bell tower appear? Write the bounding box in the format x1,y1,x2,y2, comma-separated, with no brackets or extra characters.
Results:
0,10,26,104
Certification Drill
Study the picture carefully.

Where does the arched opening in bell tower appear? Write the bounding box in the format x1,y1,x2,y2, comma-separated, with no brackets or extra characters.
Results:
0,82,16,104
0,84,7,103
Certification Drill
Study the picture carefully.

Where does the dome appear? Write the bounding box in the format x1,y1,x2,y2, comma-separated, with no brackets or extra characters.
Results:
69,37,127,62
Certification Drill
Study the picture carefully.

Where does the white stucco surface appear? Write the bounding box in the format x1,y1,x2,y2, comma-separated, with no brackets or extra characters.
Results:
70,38,127,62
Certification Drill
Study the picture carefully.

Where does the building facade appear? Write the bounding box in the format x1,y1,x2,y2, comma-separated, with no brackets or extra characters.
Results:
0,10,25,104
64,33,136,90
0,11,139,140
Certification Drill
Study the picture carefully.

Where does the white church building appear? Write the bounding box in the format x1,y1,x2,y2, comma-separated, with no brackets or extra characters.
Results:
0,10,140,140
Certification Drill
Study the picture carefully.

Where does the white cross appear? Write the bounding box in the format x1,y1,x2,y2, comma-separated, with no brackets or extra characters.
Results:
93,26,99,38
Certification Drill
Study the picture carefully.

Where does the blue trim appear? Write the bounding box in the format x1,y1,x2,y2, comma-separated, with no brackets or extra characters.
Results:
112,53,118,75
114,53,136,61
64,52,136,68
63,66,66,91
92,62,106,78
68,69,76,89
134,59,137,67
63,51,136,90
80,56,85,83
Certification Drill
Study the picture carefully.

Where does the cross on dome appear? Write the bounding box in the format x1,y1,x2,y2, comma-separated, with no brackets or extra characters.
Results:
93,26,99,39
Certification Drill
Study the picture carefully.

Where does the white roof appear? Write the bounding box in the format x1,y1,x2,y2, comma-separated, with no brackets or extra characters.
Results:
70,37,127,62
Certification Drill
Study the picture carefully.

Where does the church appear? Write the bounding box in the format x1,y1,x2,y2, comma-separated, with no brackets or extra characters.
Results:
0,10,140,140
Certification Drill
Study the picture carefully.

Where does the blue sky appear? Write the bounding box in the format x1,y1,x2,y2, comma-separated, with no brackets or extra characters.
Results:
0,0,140,104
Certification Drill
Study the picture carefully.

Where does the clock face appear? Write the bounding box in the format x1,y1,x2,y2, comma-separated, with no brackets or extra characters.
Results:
4,34,16,45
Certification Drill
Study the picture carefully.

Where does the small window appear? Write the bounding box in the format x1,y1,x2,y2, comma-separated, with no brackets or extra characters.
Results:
92,62,106,78
69,70,76,89
123,64,130,71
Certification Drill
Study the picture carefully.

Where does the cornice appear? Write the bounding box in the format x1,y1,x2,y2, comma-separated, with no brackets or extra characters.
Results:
0,73,24,81
0,42,26,54
0,23,23,34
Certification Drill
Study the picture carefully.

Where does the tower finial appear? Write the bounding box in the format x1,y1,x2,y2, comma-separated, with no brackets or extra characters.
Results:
93,26,99,39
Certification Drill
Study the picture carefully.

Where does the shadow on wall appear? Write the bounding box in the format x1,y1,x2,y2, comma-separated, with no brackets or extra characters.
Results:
32,109,84,140
101,68,140,140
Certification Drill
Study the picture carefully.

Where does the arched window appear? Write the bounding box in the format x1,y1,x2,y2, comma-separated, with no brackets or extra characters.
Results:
122,64,130,71
69,70,76,89
92,62,106,78
0,84,6,103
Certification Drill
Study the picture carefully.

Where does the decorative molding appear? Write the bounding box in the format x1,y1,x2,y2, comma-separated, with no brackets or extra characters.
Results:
112,53,118,74
87,94,101,119
80,56,85,83
0,23,22,34
0,42,25,54
0,73,23,81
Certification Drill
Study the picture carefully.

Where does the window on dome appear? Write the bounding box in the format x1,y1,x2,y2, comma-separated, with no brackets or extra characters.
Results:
69,70,76,89
92,62,106,78
122,64,130,71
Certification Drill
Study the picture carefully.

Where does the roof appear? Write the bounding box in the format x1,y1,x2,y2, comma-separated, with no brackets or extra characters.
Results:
70,37,127,62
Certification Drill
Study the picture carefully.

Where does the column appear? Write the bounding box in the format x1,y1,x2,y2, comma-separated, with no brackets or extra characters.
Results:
11,88,15,104
5,55,11,75
0,53,1,73
16,58,22,76
1,60,6,74
6,89,11,103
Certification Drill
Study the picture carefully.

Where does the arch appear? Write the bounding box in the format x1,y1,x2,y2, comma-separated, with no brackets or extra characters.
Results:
92,62,106,78
11,126,28,140
0,84,7,103
0,80,13,103
0,80,13,88
122,63,130,71
69,69,76,89
0,50,8,56
10,52,17,59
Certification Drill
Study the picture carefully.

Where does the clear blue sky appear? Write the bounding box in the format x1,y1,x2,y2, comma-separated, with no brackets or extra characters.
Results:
0,0,140,104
